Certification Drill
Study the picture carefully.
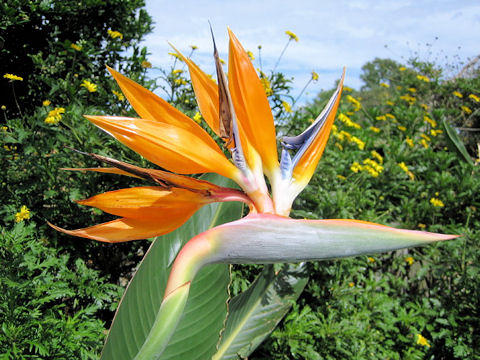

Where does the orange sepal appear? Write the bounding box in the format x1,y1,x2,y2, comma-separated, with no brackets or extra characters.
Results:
107,66,205,134
85,115,239,179
48,215,191,243
170,46,221,136
292,68,345,183
76,186,208,220
227,28,279,175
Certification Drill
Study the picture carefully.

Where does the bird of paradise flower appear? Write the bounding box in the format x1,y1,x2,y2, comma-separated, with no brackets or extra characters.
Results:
50,29,457,359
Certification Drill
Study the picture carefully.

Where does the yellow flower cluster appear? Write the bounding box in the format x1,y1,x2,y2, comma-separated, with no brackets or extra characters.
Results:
369,126,380,133
42,100,51,106
15,205,30,223
107,29,123,39
80,80,97,92
461,105,472,114
4,73,23,81
285,30,299,42
430,197,444,207
421,103,429,110
400,94,416,105
397,125,406,132
70,43,82,51
416,334,431,347
346,95,361,111
44,107,65,124
362,158,383,177
408,87,417,93
112,90,125,101
174,78,187,86
311,71,319,81
168,52,183,61
246,50,255,60
376,115,386,121
398,161,414,180
380,82,390,88
405,256,414,265
337,113,361,129
430,129,443,136
453,91,463,98
282,101,292,113
370,150,383,164
399,66,406,72
367,257,375,263
416,74,430,82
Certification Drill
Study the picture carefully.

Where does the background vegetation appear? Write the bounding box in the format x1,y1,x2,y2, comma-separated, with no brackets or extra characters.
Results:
1,1,479,359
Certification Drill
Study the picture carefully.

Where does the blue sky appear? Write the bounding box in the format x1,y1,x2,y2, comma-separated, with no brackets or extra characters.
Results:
142,0,479,104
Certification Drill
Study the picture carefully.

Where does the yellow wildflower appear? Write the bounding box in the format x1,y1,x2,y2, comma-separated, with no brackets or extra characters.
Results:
405,256,414,265
424,115,437,128
363,159,383,176
399,66,406,71
42,100,51,106
44,107,65,124
386,101,394,106
190,45,198,50
337,174,346,180
405,137,414,148
334,142,343,151
1,105,6,110
371,150,383,164
350,162,363,173
421,133,431,141
112,90,125,101
220,58,226,65
348,282,354,287
343,86,352,92
376,115,386,121
246,51,255,61
346,111,354,116
380,82,390,88
331,124,338,133
282,101,293,113
369,126,380,133
260,77,273,96
385,113,395,120
468,94,480,102
416,75,430,82
80,80,97,93
461,105,472,114
421,103,429,110
430,197,444,207
398,162,414,180
3,73,23,81
172,69,183,75
193,112,202,124
346,95,361,111
453,91,463,98
351,136,365,150
418,223,426,229
70,43,82,51
141,61,152,69
15,205,31,223
420,139,429,149
174,78,187,86
311,71,319,81
1,126,7,131
285,30,299,42
416,334,431,347
400,94,416,104
408,87,417,93
367,257,375,263
430,129,443,136
4,145,17,151
107,29,123,39
397,125,406,132
168,53,184,61
338,113,361,129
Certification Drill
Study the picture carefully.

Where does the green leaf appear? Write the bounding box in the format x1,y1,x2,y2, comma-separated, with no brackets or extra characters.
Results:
442,118,474,165
213,263,309,360
100,174,243,360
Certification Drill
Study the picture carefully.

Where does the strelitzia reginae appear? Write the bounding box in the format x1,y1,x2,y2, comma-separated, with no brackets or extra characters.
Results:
50,29,458,359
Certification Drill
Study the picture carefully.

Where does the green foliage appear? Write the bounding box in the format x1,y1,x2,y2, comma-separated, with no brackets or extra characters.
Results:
253,58,480,360
0,222,122,359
